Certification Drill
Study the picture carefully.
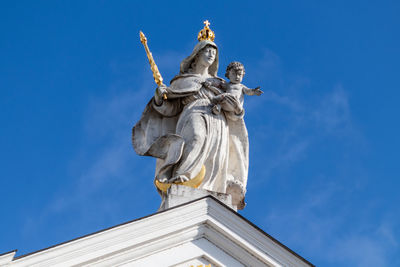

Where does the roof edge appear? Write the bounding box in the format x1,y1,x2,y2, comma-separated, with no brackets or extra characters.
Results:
11,196,314,266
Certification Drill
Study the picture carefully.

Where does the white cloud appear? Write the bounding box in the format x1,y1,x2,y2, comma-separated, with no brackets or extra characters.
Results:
312,85,352,134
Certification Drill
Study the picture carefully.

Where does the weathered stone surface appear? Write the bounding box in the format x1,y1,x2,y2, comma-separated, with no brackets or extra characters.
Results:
159,184,236,211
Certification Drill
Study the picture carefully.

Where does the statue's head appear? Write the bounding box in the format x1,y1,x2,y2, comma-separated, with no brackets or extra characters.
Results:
225,61,245,84
180,21,219,76
180,40,219,76
195,45,217,69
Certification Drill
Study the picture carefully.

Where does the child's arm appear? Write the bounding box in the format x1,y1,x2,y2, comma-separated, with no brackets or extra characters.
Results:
243,85,263,96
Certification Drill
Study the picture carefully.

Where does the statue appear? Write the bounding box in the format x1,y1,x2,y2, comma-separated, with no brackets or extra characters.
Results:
132,21,262,209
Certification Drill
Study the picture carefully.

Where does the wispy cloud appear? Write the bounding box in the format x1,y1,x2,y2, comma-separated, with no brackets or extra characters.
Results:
312,85,352,134
240,47,400,266
242,48,363,185
264,184,397,267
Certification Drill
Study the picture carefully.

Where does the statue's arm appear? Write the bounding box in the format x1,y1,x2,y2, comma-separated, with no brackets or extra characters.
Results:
154,78,196,105
242,85,253,95
152,76,202,116
154,80,193,105
243,85,263,96
152,84,183,117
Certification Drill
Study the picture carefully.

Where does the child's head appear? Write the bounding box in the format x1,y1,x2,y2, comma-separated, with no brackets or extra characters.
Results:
225,61,245,84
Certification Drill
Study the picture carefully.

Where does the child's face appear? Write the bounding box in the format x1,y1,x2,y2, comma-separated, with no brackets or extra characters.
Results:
228,68,244,84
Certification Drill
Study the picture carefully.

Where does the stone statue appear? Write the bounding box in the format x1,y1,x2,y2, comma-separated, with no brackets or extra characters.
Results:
132,21,261,209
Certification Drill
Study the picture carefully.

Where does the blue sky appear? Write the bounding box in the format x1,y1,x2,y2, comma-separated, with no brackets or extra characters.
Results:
1,1,399,266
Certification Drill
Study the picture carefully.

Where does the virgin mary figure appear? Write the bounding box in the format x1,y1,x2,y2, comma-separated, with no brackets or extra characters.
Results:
132,26,249,209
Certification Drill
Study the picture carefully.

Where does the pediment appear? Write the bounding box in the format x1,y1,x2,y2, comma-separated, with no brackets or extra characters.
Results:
5,197,313,267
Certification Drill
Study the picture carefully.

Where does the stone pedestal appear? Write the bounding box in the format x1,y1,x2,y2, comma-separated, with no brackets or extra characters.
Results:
159,184,237,211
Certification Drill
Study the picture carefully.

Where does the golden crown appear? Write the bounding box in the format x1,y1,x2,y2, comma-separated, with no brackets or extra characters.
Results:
197,20,215,42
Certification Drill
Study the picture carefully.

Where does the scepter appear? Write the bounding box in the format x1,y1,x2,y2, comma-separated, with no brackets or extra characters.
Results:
139,31,167,100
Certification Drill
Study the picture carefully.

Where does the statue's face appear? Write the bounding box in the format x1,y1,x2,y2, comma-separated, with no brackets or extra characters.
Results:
197,46,217,67
228,69,244,84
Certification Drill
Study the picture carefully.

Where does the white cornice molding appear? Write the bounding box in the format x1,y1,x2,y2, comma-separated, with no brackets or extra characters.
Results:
0,250,16,266
6,197,313,267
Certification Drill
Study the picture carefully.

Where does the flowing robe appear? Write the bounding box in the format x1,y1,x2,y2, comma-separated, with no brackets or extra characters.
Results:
132,74,249,198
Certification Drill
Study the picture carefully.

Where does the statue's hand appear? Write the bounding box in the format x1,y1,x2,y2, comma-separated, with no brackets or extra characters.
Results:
212,94,225,104
155,84,168,105
157,84,168,96
254,86,263,96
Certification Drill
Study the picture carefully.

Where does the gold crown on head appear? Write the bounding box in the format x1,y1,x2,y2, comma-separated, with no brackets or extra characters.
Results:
197,20,215,42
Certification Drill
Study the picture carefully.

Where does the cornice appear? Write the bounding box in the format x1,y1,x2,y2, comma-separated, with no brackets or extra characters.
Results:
5,196,313,267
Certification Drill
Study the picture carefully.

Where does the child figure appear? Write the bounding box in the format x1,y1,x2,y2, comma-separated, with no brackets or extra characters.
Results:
204,61,263,115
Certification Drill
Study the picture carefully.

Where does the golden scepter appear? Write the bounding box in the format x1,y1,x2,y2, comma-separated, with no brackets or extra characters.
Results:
139,31,167,100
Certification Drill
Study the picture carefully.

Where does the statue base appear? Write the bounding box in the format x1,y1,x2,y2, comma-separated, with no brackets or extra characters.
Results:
158,184,237,211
